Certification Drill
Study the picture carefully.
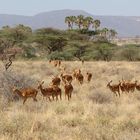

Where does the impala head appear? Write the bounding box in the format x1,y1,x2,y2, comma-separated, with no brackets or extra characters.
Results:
63,80,70,85
118,80,122,86
87,72,90,75
11,86,18,94
107,80,112,87
38,81,44,89
78,69,81,74
60,73,63,77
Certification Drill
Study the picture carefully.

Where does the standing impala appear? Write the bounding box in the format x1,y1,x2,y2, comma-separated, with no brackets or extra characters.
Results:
38,81,62,101
12,86,38,104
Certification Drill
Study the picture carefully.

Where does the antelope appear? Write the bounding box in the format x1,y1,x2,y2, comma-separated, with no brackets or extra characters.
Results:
136,82,140,91
12,86,38,104
58,60,61,67
121,79,137,93
51,85,62,101
121,79,131,93
74,70,84,85
76,73,84,85
54,61,58,67
107,80,121,97
86,72,92,82
63,82,73,100
72,69,81,80
127,80,137,93
51,76,61,86
38,81,62,101
38,81,55,101
61,73,73,84
72,70,77,80
49,59,52,64
119,80,126,94
53,60,61,67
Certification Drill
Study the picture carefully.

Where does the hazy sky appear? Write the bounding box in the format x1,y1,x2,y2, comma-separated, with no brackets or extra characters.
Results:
0,0,140,16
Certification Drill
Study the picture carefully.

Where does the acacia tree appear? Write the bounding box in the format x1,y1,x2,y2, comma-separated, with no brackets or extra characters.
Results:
95,43,113,61
46,36,67,54
73,43,86,60
0,25,32,43
0,25,28,70
0,40,21,70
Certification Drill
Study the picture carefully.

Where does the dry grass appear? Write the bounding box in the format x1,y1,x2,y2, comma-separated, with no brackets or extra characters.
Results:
0,61,140,140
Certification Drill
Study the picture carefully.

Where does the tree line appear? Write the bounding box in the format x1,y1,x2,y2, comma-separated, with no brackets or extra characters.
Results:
0,23,139,65
65,15,117,39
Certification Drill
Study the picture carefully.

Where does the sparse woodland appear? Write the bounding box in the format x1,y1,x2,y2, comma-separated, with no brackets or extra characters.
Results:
0,15,140,140
0,15,140,62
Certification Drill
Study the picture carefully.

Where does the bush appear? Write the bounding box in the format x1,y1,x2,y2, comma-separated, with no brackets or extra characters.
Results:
35,28,65,36
48,51,73,60
93,43,114,61
0,69,35,101
66,30,90,41
121,46,140,61
88,89,112,104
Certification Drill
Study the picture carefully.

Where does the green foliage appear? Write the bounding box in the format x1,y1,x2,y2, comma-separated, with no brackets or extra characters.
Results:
64,15,117,40
72,43,87,60
0,24,139,62
21,44,36,59
66,30,90,41
121,45,140,61
0,25,32,43
48,51,73,60
35,28,64,36
46,36,67,54
94,43,114,61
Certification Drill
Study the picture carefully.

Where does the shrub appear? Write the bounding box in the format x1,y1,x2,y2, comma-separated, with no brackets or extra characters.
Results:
88,89,112,104
121,46,140,61
93,43,114,61
0,69,35,101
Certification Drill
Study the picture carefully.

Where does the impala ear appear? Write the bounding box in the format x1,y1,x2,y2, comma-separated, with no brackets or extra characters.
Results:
11,86,16,91
107,80,112,84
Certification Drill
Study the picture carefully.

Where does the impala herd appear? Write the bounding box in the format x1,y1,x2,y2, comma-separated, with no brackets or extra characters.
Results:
107,79,139,97
10,60,140,104
11,60,92,104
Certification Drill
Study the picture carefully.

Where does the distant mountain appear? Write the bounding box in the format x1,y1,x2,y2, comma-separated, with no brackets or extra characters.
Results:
0,9,140,37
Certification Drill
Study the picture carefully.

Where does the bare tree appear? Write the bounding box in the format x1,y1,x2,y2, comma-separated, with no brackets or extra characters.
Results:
0,50,17,71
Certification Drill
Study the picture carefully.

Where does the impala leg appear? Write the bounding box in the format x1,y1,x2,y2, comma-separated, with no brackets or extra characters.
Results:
56,95,58,101
60,93,62,100
23,98,27,104
114,92,117,97
33,97,37,102
33,95,37,102
118,91,121,97
69,92,72,98
68,95,70,101
48,96,52,102
52,95,55,101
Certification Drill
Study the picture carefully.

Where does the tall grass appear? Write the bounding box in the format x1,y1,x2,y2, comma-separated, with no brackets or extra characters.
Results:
0,61,140,140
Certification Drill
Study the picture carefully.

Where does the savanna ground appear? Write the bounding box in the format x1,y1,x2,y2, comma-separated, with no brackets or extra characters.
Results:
0,61,140,140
